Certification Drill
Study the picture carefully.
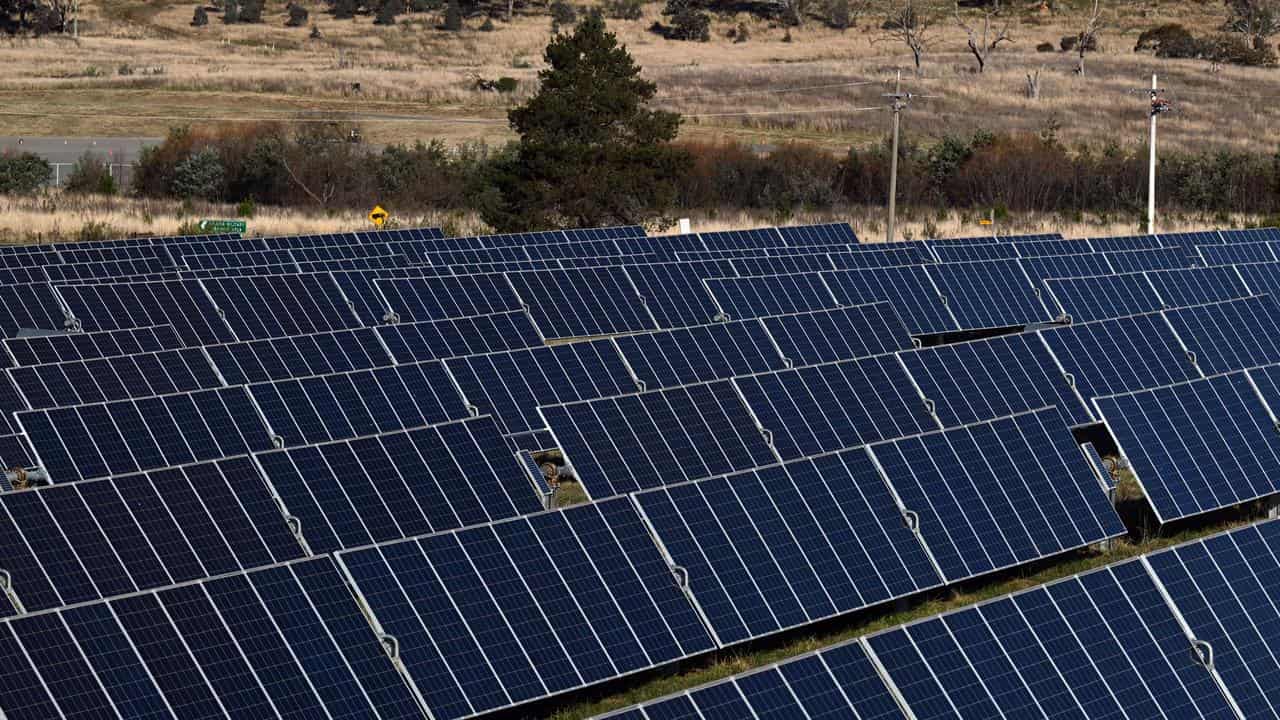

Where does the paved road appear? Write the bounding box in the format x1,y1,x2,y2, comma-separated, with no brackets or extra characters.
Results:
0,137,160,164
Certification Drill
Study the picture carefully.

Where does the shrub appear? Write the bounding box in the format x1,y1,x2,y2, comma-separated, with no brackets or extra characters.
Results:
1036,41,1054,51
603,0,645,20
310,23,322,38
239,0,264,22
0,154,51,194
286,3,309,26
479,16,495,30
550,0,577,32
76,221,121,243
237,197,256,218
827,0,850,29
332,0,358,19
1135,23,1200,57
171,148,225,201
64,153,117,195
1059,34,1095,51
733,21,749,41
192,6,209,26
1203,34,1277,66
661,0,710,40
375,0,402,24
443,0,463,30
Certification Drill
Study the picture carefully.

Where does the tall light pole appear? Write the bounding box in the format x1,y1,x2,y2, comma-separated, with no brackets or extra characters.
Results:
885,70,911,243
1145,74,1172,235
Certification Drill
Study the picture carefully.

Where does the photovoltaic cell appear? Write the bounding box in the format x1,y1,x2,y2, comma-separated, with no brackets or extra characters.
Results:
1220,227,1280,243
1037,311,1200,402
0,283,70,338
925,259,1052,329
735,354,938,460
200,274,363,339
827,246,931,268
1144,266,1250,309
249,361,470,446
634,448,942,645
3,325,184,366
508,267,659,338
1094,372,1280,523
1018,253,1113,284
730,254,834,276
822,267,959,335
613,320,786,388
8,348,224,409
867,407,1124,582
18,387,275,483
778,222,858,245
254,416,541,553
56,279,236,345
541,381,776,498
1010,238,1093,256
1198,241,1276,266
899,331,1094,426
1163,296,1280,374
760,303,915,366
336,497,715,720
1102,247,1190,273
931,244,1019,262
704,272,838,320
1087,234,1170,251
624,261,735,328
376,311,543,362
0,456,304,612
376,273,522,322
1044,273,1164,322
204,327,396,384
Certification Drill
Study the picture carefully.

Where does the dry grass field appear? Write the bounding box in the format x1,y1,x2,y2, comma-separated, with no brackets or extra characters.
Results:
2,0,1277,153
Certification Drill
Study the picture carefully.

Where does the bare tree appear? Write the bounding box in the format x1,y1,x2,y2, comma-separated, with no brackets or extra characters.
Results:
1073,0,1104,75
955,0,1013,73
880,0,935,75
1025,67,1041,97
1223,0,1280,49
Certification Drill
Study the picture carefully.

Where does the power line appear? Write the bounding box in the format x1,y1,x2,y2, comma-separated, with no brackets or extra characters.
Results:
656,80,883,102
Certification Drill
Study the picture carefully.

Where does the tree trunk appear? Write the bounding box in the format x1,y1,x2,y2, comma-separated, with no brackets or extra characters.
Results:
508,0,514,22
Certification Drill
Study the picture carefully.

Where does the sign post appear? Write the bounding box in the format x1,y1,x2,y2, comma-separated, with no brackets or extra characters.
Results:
197,219,247,233
368,205,389,228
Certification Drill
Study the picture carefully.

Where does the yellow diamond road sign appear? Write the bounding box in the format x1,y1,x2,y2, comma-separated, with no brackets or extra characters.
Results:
368,205,389,227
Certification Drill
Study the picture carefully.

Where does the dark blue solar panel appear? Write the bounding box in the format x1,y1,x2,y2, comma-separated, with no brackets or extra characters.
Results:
778,222,858,245
866,559,1238,720
931,243,1019,262
200,274,362,339
446,340,636,437
249,361,470,446
1146,520,1280,719
867,406,1123,582
526,239,621,259
1087,234,1170,251
377,273,523,322
899,331,1094,426
1018,253,1113,284
0,456,303,612
205,326,395,384
704,272,839,320
44,258,171,281
761,303,914,366
335,497,715,720
1102,247,1189,273
822,267,958,334
0,283,71,338
0,374,28,436
827,246,931,268
181,248,295,270
1010,238,1093,256
376,311,543,362
699,228,785,251
9,348,223,409
18,387,274,483
542,381,776,498
4,325,183,366
1144,267,1250,308
253,416,541,553
730,254,835,275
614,320,787,388
56,279,235,345
734,355,938,460
1197,241,1276,266
1163,296,1280,374
925,259,1052,329
1044,273,1163,322
1220,227,1280,243
635,448,941,644
624,261,735,328
1037,312,1200,402
1094,372,1280,523
507,267,658,338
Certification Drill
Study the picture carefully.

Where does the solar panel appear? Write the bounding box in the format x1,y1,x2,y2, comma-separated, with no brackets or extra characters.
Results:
1220,227,1280,243
704,272,838,320
760,303,915,365
634,448,942,645
1102,247,1189,273
1038,311,1200,402
1081,440,1115,491
1087,234,1170,251
899,331,1094,426
613,320,786,388
541,381,777,498
8,348,224,409
1163,296,1280,374
376,311,543,362
624,260,735,328
822,267,959,334
3,324,183,366
827,246,931,268
1236,260,1280,298
730,253,834,275
1159,229,1224,248
565,224,646,241
1018,252,1113,283
1197,241,1276,266
1094,371,1280,523
0,456,304,612
868,406,1124,582
446,340,636,441
931,243,1019,262
180,248,296,270
291,243,398,262
1144,266,1250,308
205,326,396,384
56,279,236,345
526,238,622,259
0,557,425,720
733,354,939,460
600,641,905,720
0,434,33,473
1145,520,1280,718
43,257,171,281
295,254,412,272
334,497,715,720
200,274,363,339
1010,238,1093,256
1043,272,1163,322
254,416,541,553
54,245,160,264
376,273,522,322
507,267,658,338
865,559,1239,719
0,283,71,337
249,361,470,446
17,386,275,483
778,222,858,244
925,259,1052,329
699,228,785,250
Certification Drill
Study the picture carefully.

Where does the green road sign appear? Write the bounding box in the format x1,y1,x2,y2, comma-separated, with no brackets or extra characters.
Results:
197,219,247,233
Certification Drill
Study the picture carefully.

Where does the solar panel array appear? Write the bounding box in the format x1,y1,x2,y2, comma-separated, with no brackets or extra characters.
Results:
0,222,1279,720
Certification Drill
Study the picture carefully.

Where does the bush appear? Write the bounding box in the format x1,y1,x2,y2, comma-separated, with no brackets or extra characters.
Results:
1135,23,1200,57
222,0,239,22
64,153,117,196
239,0,264,22
479,16,495,30
603,0,645,20
1036,41,1054,52
237,197,256,217
1058,34,1096,51
474,76,519,92
375,0,402,24
733,21,749,41
332,0,358,19
76,221,121,243
171,148,225,201
286,3,309,26
192,6,209,26
661,0,710,40
550,0,577,32
1203,34,1277,66
443,0,463,30
827,0,850,29
0,154,51,195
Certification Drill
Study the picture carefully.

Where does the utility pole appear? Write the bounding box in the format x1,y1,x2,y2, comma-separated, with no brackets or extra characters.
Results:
885,70,911,243
1145,73,1172,235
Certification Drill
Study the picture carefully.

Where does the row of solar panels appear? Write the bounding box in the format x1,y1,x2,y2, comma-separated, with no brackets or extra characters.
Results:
603,516,1280,720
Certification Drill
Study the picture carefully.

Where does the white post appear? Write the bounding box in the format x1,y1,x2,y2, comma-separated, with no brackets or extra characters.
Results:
1147,73,1157,236
887,70,902,244
678,218,691,235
